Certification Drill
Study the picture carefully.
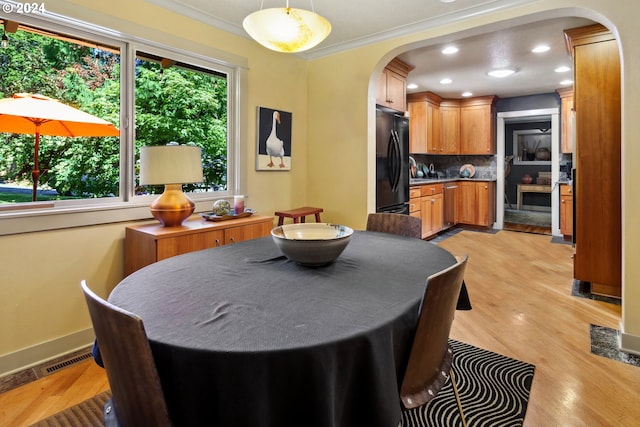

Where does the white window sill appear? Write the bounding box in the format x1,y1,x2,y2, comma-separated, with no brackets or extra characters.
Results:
0,198,219,236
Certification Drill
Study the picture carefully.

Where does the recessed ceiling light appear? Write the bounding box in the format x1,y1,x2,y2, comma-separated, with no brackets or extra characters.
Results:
488,68,516,78
407,83,418,90
560,79,574,86
532,45,550,53
462,91,473,97
555,66,571,73
441,46,458,55
440,78,453,84
440,0,456,3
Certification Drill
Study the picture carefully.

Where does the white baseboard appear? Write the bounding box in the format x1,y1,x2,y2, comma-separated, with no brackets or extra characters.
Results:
619,322,640,356
0,328,95,378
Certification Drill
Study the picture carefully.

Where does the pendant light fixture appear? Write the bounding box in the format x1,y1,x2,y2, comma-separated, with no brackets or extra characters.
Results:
243,0,331,53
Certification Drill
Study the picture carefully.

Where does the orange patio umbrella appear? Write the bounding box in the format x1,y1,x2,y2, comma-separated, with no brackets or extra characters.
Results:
0,93,120,201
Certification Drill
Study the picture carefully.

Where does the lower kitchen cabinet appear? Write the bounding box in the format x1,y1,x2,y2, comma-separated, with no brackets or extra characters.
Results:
560,184,573,238
457,181,496,227
409,187,422,220
125,215,274,275
411,180,495,237
421,193,443,238
456,182,476,225
420,183,443,239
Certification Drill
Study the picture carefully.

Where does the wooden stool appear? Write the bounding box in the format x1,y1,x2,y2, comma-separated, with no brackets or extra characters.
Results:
274,207,324,226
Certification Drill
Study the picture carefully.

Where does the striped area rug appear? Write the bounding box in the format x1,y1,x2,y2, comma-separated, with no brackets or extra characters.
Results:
29,391,111,427
401,340,535,427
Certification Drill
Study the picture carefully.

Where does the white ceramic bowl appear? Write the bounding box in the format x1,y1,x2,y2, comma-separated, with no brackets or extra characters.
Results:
271,223,354,267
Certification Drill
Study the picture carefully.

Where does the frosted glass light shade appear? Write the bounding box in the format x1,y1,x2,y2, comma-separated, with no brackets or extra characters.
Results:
139,145,203,185
242,7,331,53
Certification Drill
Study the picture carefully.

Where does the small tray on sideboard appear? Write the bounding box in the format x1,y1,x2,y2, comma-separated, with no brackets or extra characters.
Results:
200,209,255,222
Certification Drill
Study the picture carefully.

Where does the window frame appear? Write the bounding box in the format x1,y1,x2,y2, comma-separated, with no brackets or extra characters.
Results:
0,9,242,235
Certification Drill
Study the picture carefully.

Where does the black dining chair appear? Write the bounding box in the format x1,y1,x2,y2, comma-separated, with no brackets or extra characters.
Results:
400,255,469,427
81,280,172,427
366,212,422,239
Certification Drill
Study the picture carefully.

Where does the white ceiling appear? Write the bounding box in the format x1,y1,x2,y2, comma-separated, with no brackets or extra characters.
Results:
149,0,596,99
398,16,594,98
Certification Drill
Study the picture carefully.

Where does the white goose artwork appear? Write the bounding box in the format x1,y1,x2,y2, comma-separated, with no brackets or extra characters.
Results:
257,107,292,170
266,111,285,168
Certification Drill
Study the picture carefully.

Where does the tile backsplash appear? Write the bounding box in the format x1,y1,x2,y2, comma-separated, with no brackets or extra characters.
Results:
411,154,497,180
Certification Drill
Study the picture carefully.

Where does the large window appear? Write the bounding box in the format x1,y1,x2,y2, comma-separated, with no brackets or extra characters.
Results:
0,14,236,227
134,51,228,195
0,23,122,202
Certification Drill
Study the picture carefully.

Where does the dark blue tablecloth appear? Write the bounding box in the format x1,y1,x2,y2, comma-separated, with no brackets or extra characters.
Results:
109,231,459,427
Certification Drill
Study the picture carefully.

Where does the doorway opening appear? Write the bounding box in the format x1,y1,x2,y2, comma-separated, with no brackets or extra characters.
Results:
496,108,560,236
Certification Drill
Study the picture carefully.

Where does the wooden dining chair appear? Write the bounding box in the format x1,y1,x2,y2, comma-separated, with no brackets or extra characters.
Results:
400,255,469,427
81,280,173,427
366,212,422,239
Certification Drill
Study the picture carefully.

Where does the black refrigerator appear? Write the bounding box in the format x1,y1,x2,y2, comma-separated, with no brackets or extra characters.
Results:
376,107,410,214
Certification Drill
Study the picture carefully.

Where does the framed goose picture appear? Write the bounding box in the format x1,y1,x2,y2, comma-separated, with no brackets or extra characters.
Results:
256,106,292,171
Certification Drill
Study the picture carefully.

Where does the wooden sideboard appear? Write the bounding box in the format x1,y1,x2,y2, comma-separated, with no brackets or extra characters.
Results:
125,215,274,275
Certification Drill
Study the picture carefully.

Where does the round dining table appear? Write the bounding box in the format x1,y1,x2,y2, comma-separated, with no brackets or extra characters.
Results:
109,230,459,427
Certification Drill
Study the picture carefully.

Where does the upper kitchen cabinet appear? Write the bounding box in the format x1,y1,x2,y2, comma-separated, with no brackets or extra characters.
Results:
409,93,496,155
565,24,621,298
408,91,441,153
376,58,414,112
459,96,497,154
439,100,461,154
556,87,574,153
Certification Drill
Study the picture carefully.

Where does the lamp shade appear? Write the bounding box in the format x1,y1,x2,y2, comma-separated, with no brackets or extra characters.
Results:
139,145,203,185
242,7,331,53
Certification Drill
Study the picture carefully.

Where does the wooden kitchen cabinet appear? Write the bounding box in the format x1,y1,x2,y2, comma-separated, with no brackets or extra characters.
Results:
409,187,422,220
459,96,497,154
420,184,443,238
565,24,621,298
456,181,476,225
125,215,274,275
409,93,495,155
376,58,413,112
408,91,441,153
560,184,573,238
476,182,496,226
439,100,461,154
557,87,574,154
457,181,496,227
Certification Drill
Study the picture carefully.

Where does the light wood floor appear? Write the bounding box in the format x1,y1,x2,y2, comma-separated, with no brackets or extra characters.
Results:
1,229,638,426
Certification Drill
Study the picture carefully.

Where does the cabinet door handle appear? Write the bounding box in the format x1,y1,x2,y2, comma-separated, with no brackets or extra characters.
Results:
215,239,221,246
229,237,235,243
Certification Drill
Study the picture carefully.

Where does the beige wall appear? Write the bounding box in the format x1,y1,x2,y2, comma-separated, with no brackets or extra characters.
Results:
1,0,639,374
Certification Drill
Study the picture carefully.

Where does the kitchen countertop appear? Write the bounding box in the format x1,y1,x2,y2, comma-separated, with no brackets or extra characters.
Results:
410,177,496,185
